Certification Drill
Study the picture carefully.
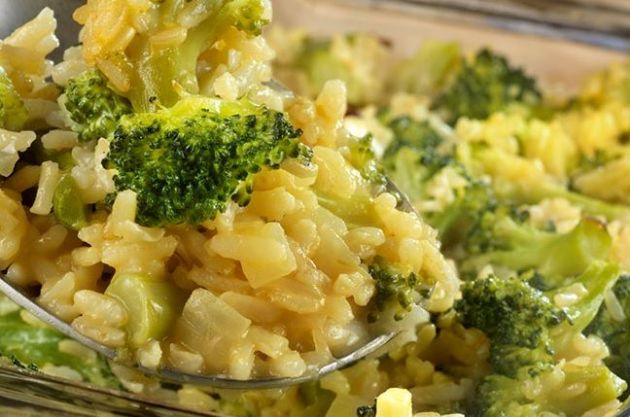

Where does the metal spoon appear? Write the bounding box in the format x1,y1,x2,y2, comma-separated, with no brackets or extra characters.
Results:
0,0,414,389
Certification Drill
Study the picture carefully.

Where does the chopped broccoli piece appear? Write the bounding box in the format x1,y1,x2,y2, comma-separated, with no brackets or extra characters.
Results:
432,49,541,123
488,344,554,378
472,360,626,417
379,115,505,243
53,174,89,231
431,179,496,242
0,305,119,388
470,369,543,417
460,263,625,417
105,273,189,348
77,0,269,112
381,116,456,210
472,362,626,417
553,262,621,337
586,275,630,398
367,257,427,322
345,134,386,187
550,363,627,416
104,96,306,227
462,210,612,284
383,116,453,183
457,275,565,353
0,67,28,131
390,40,462,98
63,69,132,143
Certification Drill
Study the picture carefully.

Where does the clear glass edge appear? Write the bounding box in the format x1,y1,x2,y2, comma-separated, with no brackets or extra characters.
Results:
0,364,223,417
324,0,630,51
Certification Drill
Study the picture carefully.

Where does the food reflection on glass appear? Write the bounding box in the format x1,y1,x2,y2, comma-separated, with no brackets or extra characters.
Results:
0,0,629,416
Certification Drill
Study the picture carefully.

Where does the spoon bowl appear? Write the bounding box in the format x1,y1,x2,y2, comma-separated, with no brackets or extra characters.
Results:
0,0,416,388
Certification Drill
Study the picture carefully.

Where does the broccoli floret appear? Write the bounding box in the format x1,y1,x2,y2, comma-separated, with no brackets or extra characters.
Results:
472,362,626,417
555,263,621,336
382,116,453,183
457,275,565,353
390,40,462,98
345,134,386,187
381,116,455,207
104,96,306,226
488,344,554,378
461,262,624,417
367,257,428,322
461,264,625,417
431,178,497,244
0,67,28,131
462,210,612,283
432,49,541,124
586,275,630,398
63,69,132,143
471,369,544,417
380,115,504,243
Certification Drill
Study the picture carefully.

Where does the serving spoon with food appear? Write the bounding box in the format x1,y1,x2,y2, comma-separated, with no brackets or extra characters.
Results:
0,0,428,390
0,183,409,388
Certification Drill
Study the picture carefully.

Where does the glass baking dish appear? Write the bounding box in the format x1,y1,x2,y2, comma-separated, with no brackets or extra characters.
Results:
0,0,629,415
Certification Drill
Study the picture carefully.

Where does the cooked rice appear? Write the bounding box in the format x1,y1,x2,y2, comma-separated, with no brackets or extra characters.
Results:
0,17,457,380
0,5,628,417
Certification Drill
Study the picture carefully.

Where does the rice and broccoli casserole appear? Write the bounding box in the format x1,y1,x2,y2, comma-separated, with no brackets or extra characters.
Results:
0,1,629,416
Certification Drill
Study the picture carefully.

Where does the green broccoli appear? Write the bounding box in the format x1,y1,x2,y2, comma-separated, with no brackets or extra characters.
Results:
462,210,612,284
470,367,546,417
390,40,462,98
63,69,132,143
456,275,565,354
367,257,428,322
381,116,456,208
0,67,28,131
123,0,269,111
472,363,625,417
432,49,541,124
431,179,497,242
459,263,625,417
382,116,453,184
488,344,554,378
379,115,506,245
455,262,626,417
53,174,89,231
104,96,306,227
554,263,621,336
586,275,630,398
344,134,386,187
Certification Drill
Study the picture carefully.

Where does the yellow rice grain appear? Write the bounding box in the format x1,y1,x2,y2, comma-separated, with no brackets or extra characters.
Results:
30,160,60,215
